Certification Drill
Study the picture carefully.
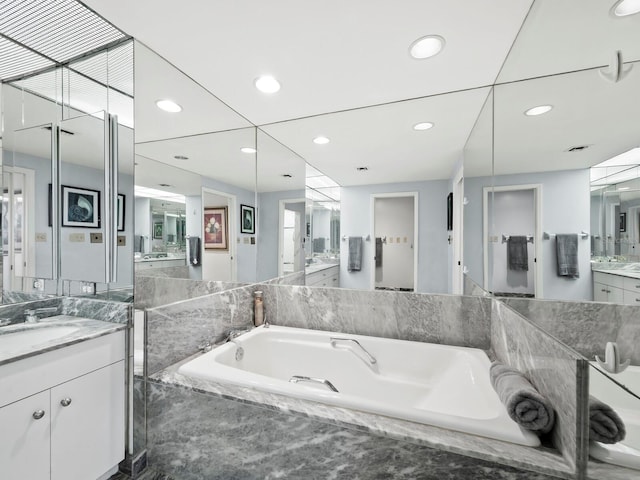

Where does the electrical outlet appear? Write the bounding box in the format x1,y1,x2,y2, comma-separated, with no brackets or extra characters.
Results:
69,233,85,242
35,232,47,242
250,237,256,245
388,237,393,243
33,279,44,291
81,282,96,294
243,237,250,244
117,235,126,246
403,237,407,243
90,233,103,243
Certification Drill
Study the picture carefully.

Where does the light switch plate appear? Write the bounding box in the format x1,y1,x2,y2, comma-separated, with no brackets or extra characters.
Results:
35,232,47,242
118,235,126,246
90,232,103,243
69,233,85,242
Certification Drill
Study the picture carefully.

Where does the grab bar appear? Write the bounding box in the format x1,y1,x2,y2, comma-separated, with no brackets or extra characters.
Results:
289,376,339,392
330,337,377,365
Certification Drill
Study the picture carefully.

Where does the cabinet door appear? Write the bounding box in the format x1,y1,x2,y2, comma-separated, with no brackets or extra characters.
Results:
608,285,625,304
0,390,50,480
50,361,125,480
594,282,610,302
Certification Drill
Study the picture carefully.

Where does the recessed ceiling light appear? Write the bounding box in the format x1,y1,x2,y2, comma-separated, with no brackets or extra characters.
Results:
409,35,445,59
254,75,281,94
313,136,330,145
241,147,257,154
413,122,434,131
174,155,189,160
611,0,640,17
155,99,182,113
524,105,553,116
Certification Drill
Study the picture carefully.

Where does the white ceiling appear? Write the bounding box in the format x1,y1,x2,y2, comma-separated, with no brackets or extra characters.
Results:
83,0,533,125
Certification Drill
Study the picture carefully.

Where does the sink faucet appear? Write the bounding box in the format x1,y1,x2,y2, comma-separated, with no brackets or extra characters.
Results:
24,307,58,323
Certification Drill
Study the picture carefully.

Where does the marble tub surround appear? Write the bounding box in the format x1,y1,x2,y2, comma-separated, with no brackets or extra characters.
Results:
491,301,589,478
0,315,126,365
135,275,246,310
145,377,568,480
502,297,640,366
464,273,492,297
145,285,255,375
1,289,52,304
588,460,640,480
258,284,492,348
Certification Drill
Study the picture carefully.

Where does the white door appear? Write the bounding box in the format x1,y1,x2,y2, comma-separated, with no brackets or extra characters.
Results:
372,194,417,291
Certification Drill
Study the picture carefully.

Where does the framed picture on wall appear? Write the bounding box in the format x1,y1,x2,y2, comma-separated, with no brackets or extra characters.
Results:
117,194,125,232
240,204,255,234
204,206,228,249
620,212,627,233
153,222,163,239
62,185,100,228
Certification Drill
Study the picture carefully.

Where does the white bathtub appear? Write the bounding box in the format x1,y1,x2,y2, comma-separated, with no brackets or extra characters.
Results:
178,325,540,447
589,363,640,470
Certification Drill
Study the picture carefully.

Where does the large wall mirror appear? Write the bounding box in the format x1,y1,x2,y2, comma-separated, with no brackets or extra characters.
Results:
1,39,134,301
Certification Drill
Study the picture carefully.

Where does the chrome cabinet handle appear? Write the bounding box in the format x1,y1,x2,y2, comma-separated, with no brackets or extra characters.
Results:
60,398,72,407
601,288,607,292
32,410,45,420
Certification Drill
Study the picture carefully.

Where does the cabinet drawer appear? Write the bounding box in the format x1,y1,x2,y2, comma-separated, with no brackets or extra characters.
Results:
624,289,640,305
623,276,640,293
593,272,625,289
0,331,125,408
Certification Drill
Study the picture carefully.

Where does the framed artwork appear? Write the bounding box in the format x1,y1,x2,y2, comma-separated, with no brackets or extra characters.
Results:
153,222,164,239
62,185,100,228
204,207,228,249
620,212,627,233
118,194,125,232
240,204,255,234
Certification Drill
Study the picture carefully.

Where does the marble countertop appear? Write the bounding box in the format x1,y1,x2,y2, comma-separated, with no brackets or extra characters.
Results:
305,262,339,274
135,254,186,263
0,315,125,366
592,268,640,280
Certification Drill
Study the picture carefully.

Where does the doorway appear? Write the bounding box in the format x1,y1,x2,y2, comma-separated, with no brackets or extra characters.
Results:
201,187,237,281
279,199,306,276
370,193,418,292
483,184,542,297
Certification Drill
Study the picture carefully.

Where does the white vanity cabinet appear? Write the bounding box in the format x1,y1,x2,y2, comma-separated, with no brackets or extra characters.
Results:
0,330,125,480
306,265,340,287
593,271,640,305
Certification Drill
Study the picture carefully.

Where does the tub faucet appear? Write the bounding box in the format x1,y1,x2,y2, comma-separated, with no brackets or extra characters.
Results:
24,307,58,323
0,318,12,327
596,342,630,374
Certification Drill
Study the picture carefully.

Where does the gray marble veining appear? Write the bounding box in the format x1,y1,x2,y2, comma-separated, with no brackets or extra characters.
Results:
260,270,306,286
503,297,640,365
1,290,52,304
588,460,640,479
259,285,492,349
146,379,565,480
61,297,130,324
0,315,125,366
464,273,493,297
135,265,190,278
0,297,62,325
149,362,572,478
145,285,255,375
135,275,246,310
491,301,589,477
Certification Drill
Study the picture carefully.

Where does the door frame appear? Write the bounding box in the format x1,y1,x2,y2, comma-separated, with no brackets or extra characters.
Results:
369,192,419,291
201,187,237,281
452,167,464,294
278,198,306,277
483,184,542,297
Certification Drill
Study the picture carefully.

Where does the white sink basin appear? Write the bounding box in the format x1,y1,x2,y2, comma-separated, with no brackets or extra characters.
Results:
0,326,79,356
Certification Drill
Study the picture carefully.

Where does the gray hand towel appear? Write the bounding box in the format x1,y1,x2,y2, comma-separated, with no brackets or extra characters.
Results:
589,395,626,444
188,236,201,266
507,236,528,271
556,234,579,278
375,237,383,268
348,236,363,272
490,361,555,433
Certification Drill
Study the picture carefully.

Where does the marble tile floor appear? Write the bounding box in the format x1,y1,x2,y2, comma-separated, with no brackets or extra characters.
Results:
108,469,173,480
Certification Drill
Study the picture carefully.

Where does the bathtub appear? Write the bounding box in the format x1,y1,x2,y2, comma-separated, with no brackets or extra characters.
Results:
178,325,540,447
589,363,640,470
